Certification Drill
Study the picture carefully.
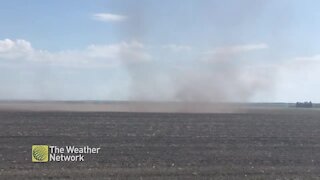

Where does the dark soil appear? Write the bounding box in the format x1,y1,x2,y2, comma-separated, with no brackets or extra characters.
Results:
1,110,320,179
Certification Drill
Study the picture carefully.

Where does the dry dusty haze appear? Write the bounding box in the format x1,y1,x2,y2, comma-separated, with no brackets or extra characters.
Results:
0,101,244,114
0,101,298,113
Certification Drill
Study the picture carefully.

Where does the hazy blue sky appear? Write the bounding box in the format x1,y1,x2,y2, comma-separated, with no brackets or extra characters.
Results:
0,0,320,102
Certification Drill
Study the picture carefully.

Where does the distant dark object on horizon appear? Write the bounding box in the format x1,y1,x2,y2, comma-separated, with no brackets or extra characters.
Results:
296,101,313,108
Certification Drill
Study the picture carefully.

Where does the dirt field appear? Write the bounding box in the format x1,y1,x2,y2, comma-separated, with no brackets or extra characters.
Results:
1,104,320,179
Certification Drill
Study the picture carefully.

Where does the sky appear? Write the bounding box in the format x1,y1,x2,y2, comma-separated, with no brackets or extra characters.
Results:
0,0,320,102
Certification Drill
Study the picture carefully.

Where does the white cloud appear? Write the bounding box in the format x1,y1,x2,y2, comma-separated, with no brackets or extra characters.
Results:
87,41,150,63
293,54,320,62
206,43,268,55
93,13,127,22
0,39,150,67
162,44,192,52
0,39,33,59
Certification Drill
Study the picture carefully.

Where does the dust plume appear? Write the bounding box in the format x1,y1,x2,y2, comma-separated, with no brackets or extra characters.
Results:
119,1,274,103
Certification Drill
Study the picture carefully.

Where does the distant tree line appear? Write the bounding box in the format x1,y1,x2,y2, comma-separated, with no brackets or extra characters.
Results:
296,101,313,108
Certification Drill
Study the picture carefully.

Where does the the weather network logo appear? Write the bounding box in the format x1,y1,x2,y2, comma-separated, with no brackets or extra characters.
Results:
31,144,101,162
32,145,49,162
